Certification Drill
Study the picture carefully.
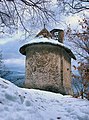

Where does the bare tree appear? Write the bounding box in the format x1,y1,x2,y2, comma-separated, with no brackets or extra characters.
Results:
57,0,89,13
66,16,89,63
66,15,89,99
0,0,55,34
0,51,11,78
0,0,89,34
72,62,89,99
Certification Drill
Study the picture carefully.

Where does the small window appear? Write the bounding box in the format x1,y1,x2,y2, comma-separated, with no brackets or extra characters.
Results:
54,32,58,36
67,68,69,71
54,32,58,40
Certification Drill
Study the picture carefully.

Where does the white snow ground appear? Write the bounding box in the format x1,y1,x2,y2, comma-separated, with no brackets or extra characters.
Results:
0,78,89,120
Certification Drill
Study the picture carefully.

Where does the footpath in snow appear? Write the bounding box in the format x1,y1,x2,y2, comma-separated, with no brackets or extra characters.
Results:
0,78,89,120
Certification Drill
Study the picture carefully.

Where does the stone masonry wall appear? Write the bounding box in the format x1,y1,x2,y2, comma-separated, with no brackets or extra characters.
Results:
25,44,72,94
62,50,72,94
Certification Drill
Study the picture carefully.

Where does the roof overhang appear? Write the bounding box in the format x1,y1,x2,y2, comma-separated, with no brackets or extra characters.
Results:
19,41,76,60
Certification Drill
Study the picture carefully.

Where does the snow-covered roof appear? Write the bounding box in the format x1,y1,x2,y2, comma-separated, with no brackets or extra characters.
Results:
19,37,76,60
36,28,52,38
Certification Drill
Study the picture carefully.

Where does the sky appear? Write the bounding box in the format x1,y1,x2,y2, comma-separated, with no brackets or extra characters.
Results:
0,15,81,72
0,33,26,72
0,11,88,73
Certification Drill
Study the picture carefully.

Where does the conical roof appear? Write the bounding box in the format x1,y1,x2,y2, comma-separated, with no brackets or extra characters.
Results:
19,37,76,60
36,28,52,38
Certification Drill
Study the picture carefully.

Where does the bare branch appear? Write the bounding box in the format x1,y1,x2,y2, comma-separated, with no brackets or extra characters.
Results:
0,0,55,34
58,0,89,13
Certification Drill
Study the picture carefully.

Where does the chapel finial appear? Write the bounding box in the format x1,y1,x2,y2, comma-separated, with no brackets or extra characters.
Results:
36,24,52,38
44,23,46,29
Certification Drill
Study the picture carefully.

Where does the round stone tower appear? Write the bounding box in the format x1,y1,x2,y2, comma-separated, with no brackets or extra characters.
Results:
19,28,76,95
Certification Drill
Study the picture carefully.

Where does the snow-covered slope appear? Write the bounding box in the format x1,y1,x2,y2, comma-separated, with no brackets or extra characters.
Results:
0,78,89,120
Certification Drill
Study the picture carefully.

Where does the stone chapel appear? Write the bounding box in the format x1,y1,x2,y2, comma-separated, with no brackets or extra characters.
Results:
19,27,76,94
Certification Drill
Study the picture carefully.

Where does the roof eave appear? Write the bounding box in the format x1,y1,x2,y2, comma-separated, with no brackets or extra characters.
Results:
19,42,76,60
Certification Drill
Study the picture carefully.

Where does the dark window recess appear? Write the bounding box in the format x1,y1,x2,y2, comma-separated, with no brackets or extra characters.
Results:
61,59,63,85
67,68,69,71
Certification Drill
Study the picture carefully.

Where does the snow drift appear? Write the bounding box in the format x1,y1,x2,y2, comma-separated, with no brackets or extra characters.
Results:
0,77,89,120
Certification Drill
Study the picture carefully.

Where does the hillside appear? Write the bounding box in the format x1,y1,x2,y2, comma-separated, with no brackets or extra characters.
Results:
0,78,89,120
4,71,25,87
